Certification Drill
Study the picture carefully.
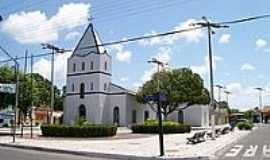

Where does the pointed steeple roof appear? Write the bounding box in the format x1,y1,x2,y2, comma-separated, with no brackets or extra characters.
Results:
72,23,106,56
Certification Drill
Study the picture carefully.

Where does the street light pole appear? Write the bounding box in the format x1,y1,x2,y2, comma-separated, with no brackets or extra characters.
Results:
147,58,167,157
254,87,264,123
41,43,66,124
191,17,229,139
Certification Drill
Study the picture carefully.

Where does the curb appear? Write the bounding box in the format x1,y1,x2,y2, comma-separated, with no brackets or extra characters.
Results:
0,143,209,160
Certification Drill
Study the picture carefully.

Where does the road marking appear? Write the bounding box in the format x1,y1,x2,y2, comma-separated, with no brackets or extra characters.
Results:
243,145,258,157
263,145,270,157
225,145,243,157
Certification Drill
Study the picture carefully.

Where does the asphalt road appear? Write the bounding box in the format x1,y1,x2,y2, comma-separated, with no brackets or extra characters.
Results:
216,124,270,160
0,146,117,160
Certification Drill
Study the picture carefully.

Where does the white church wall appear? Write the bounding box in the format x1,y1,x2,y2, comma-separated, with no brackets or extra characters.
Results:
167,104,209,127
108,95,127,126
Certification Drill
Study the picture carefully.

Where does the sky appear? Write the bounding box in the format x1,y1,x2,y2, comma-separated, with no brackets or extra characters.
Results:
1,0,270,111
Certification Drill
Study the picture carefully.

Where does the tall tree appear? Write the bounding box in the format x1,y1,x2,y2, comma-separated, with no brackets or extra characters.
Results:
0,66,63,115
136,68,210,119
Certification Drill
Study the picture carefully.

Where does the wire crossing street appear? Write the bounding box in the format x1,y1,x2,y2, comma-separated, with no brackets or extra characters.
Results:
216,125,270,160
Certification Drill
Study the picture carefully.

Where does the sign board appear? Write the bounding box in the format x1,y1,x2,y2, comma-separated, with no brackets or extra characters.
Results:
0,84,16,94
143,93,167,102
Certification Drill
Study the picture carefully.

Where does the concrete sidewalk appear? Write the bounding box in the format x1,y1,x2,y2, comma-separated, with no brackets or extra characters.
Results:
0,128,251,160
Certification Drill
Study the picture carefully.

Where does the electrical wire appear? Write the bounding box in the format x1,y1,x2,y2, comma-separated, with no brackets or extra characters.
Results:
0,25,204,63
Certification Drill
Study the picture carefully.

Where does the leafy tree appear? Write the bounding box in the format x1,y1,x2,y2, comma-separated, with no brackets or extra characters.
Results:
230,108,240,114
0,66,63,116
136,68,210,119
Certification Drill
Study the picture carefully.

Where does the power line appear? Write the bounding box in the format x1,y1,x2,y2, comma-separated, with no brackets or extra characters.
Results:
2,14,270,63
0,25,203,63
2,0,196,34
216,14,270,25
2,0,49,16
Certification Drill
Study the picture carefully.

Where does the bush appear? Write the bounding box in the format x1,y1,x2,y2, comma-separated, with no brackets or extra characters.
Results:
131,120,191,134
236,122,254,130
41,124,117,137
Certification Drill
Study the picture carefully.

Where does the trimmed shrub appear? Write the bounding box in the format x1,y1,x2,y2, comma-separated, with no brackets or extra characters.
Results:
41,124,117,137
131,120,191,134
236,122,254,130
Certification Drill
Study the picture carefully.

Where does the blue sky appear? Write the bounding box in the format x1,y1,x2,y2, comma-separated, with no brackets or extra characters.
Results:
1,0,270,110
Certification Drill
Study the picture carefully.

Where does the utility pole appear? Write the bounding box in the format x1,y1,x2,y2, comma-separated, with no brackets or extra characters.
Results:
191,17,229,139
30,54,33,138
41,43,66,124
147,58,167,157
0,46,19,143
254,87,264,123
21,50,28,137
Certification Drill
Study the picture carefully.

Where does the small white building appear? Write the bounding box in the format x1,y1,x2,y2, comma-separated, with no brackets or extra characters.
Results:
63,23,210,127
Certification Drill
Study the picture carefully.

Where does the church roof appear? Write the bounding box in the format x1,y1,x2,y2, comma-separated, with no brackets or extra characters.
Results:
109,83,136,95
72,23,106,56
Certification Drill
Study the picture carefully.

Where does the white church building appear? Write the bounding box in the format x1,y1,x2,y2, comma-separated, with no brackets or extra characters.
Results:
63,23,209,127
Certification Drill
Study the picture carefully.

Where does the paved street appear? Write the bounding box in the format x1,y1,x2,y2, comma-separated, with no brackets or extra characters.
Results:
0,146,117,160
216,125,270,160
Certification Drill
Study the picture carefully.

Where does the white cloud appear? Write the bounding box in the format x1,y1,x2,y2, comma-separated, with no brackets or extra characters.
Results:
33,52,72,87
219,34,231,44
139,19,204,46
65,31,80,41
190,55,223,77
256,38,267,48
221,82,270,111
241,63,255,71
1,3,90,44
120,77,129,82
109,44,132,63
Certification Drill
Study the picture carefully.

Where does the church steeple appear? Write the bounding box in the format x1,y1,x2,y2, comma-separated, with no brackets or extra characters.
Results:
72,23,106,56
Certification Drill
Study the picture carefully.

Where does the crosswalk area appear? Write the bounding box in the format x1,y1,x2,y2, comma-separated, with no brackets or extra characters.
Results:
225,144,270,158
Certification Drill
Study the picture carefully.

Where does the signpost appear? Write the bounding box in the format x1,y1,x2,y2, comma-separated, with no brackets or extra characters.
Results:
144,92,167,156
0,84,16,94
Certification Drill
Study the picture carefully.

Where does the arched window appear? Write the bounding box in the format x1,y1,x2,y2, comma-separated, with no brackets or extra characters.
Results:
90,61,94,70
144,111,149,121
82,62,85,71
71,84,75,92
79,104,86,119
90,82,94,90
104,83,107,91
80,83,85,99
132,110,137,123
113,106,120,125
178,110,184,123
73,63,76,72
105,61,107,71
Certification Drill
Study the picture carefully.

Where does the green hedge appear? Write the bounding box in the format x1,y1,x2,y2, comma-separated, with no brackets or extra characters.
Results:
131,120,191,134
237,122,254,130
41,124,117,137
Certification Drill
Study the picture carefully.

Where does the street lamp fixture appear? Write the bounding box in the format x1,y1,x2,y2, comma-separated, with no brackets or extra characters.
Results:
215,84,226,102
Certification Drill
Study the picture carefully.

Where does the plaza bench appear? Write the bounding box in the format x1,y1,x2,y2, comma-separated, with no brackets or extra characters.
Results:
186,131,206,144
207,128,222,138
221,126,231,134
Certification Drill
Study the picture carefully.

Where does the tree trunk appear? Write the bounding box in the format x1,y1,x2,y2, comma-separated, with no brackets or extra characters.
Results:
163,113,168,120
